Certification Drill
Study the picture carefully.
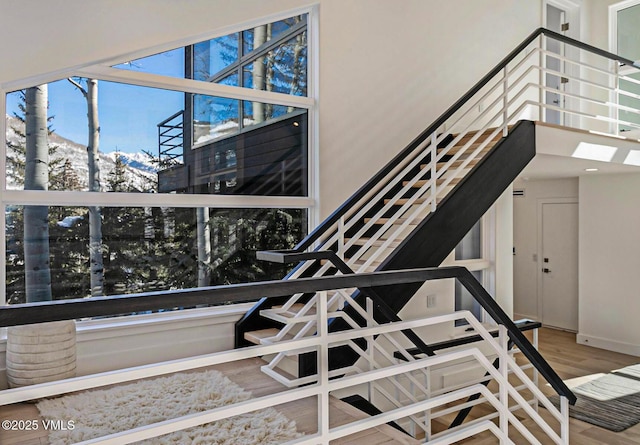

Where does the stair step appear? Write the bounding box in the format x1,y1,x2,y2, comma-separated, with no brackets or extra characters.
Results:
347,238,402,248
363,217,421,225
383,197,443,206
244,328,293,345
438,143,494,157
424,158,481,170
260,303,317,323
453,129,503,145
384,197,427,205
403,177,462,188
351,258,383,271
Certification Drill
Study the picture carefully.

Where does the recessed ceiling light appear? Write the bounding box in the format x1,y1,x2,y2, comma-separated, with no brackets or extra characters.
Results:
584,168,599,172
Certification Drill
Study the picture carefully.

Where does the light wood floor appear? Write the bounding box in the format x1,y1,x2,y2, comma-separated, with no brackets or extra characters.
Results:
1,327,640,444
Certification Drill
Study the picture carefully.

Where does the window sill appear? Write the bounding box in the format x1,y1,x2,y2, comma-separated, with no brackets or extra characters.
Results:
0,302,255,350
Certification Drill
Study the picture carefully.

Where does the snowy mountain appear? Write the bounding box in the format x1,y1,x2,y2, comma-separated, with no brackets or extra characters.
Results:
106,152,158,174
5,114,157,192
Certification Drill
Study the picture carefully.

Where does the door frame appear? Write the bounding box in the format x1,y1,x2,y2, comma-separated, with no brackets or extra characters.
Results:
608,0,640,134
542,0,582,128
609,0,640,57
543,0,581,37
536,197,578,325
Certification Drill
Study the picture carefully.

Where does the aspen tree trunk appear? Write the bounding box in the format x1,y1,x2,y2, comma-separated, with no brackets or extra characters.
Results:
288,18,305,112
252,25,267,123
265,23,274,118
87,79,104,296
9,85,76,389
196,207,211,287
23,85,52,303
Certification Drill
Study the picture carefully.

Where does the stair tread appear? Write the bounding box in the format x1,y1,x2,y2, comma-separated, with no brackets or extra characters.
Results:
425,158,481,169
438,143,494,157
262,303,317,318
451,129,504,145
363,216,422,225
244,328,293,345
403,177,462,188
383,197,443,206
347,238,402,248
351,258,383,271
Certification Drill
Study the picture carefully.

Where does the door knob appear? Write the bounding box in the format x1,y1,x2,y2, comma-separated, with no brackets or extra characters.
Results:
543,268,551,273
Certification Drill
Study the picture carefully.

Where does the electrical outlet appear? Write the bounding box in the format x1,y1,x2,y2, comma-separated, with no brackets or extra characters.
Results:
427,295,437,308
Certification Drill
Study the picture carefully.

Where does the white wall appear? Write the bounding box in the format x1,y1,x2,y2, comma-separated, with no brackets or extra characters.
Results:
578,173,640,356
0,0,542,219
513,178,579,319
0,1,544,340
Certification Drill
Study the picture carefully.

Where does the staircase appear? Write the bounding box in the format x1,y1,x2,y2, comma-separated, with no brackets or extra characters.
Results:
238,119,535,353
232,27,640,443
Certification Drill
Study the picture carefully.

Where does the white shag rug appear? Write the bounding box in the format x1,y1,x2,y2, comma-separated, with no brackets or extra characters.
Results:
36,370,302,445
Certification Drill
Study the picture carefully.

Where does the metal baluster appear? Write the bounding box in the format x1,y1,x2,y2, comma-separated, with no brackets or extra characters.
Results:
337,216,345,260
503,66,509,137
614,61,620,137
499,325,509,444
430,131,437,213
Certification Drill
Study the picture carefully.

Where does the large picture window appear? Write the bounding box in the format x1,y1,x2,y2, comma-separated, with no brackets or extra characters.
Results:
1,8,316,305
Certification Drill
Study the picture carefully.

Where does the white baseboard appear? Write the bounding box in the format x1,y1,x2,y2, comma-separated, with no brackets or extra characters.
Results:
513,313,538,322
577,333,640,357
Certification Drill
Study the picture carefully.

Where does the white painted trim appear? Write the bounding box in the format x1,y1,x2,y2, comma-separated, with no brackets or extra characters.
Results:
609,0,640,54
483,205,497,322
1,190,314,209
0,4,318,93
0,303,253,348
449,259,491,272
543,0,582,39
535,197,578,322
0,91,6,306
577,332,640,357
75,66,314,108
76,304,253,338
542,0,582,129
308,4,321,229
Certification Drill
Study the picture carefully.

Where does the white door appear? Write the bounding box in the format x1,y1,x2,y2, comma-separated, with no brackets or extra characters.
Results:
541,202,578,331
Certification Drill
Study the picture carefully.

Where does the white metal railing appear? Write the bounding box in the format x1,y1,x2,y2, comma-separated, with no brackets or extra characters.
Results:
255,32,640,369
280,31,640,289
0,291,567,445
235,29,640,443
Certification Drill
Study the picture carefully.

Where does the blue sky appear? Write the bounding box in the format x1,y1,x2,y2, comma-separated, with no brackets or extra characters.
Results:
6,49,185,155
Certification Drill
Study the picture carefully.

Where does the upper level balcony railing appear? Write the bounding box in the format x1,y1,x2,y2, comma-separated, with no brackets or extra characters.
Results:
288,28,640,277
157,109,184,167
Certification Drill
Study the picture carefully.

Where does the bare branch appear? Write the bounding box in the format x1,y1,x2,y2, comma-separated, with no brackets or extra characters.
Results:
66,77,87,98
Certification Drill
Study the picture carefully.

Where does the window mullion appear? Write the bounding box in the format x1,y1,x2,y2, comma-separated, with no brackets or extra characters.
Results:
207,18,306,84
2,190,314,210
74,66,313,109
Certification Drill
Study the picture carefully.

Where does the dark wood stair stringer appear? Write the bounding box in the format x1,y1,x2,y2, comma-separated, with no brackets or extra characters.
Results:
298,120,536,377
